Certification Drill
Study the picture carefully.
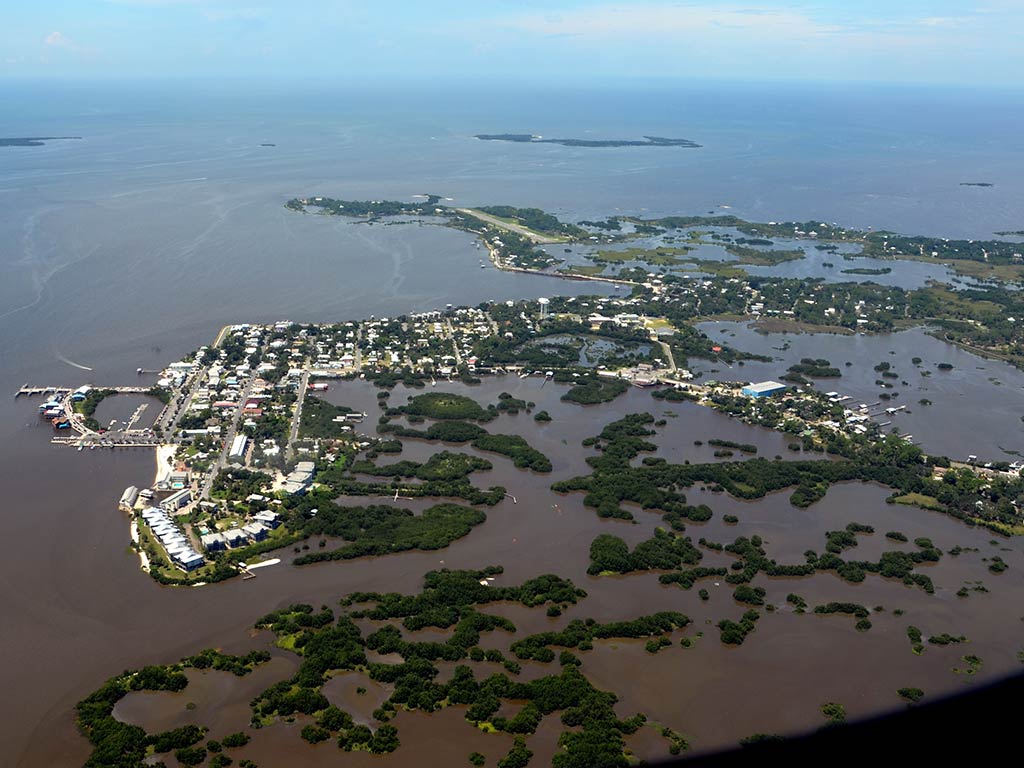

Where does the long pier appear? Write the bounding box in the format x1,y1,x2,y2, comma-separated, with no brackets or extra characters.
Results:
15,384,155,398
15,385,70,398
51,436,162,448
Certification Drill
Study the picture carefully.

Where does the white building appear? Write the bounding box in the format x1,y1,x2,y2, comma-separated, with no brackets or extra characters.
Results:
229,434,248,461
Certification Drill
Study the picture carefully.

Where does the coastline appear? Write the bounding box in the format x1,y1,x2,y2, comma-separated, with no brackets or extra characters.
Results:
154,443,176,486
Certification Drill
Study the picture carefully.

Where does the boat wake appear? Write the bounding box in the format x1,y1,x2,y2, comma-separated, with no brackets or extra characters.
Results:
56,352,93,372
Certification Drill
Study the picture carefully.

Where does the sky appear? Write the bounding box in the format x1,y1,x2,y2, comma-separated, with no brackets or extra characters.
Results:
2,1,1022,86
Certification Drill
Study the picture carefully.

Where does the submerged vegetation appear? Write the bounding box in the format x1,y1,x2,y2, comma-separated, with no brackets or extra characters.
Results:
64,193,1024,765
80,570,691,767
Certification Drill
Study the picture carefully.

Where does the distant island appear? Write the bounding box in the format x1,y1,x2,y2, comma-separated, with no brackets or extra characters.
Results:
260,142,276,147
960,182,993,187
476,133,701,148
0,136,80,147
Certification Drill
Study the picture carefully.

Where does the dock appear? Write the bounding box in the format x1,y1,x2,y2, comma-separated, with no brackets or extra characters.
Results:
15,385,70,398
16,384,154,398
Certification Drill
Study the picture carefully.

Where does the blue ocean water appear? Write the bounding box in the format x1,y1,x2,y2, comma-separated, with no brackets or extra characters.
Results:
0,78,1021,400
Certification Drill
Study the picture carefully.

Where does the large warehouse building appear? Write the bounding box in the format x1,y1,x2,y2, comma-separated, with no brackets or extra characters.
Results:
741,381,788,398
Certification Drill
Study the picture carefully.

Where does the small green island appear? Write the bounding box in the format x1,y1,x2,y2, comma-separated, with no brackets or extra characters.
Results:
475,134,702,148
0,136,81,147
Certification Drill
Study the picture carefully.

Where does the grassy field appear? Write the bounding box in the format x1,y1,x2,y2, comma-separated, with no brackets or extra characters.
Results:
558,264,607,276
893,493,945,511
899,254,1024,283
461,208,569,244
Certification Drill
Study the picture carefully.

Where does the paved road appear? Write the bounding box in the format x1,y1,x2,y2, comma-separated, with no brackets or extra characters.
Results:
655,339,678,373
198,351,262,501
286,369,310,462
443,319,462,365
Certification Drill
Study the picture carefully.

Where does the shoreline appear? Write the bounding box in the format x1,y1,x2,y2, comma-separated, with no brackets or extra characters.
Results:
154,443,177,486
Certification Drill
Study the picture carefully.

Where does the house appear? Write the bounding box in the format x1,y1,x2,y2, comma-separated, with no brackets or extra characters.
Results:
175,551,205,571
222,528,248,548
253,510,280,529
242,522,269,542
200,532,227,552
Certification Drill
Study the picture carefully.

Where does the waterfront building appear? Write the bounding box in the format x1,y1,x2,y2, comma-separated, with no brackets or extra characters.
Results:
200,532,227,552
223,528,248,547
242,522,269,542
118,486,139,512
253,510,280,528
160,488,192,512
741,381,788,398
283,460,315,494
175,551,205,571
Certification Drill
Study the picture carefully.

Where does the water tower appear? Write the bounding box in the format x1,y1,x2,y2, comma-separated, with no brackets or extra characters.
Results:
538,297,549,319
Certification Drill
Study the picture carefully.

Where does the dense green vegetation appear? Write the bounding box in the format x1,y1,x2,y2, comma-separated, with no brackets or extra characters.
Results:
293,197,437,218
398,392,495,422
0,135,81,146
378,419,551,473
210,468,273,500
588,529,702,575
841,267,892,275
474,205,585,238
76,652,269,767
556,412,1021,534
820,702,846,724
269,570,664,766
382,420,487,443
718,610,761,645
78,567,701,766
473,433,552,472
291,503,487,565
707,438,758,454
299,396,354,438
561,375,630,405
350,451,492,482
786,358,842,379
73,388,117,432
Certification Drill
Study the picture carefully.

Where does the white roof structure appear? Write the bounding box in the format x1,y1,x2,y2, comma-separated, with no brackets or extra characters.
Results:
743,381,787,394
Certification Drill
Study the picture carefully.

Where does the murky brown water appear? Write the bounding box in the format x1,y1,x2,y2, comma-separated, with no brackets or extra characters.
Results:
6,353,1024,767
694,323,1024,461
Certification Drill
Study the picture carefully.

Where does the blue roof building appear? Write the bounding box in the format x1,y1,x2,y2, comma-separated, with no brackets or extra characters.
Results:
741,381,788,398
